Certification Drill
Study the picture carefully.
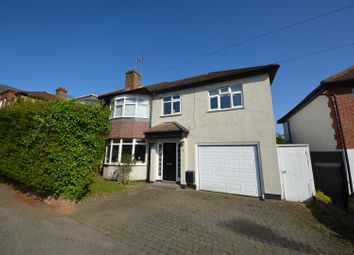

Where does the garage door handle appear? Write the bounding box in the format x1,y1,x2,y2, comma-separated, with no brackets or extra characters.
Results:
166,163,173,166
282,170,287,174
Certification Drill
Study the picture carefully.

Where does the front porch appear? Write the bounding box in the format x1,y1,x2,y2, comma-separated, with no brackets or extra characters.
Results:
145,122,191,187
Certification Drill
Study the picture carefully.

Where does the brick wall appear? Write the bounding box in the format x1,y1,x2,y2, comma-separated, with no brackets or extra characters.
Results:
327,84,354,149
108,118,149,139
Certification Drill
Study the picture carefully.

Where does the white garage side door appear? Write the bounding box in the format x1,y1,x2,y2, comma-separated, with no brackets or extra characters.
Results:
198,145,261,197
277,146,315,202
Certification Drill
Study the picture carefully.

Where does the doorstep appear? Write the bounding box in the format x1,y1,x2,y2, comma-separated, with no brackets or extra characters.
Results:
150,181,181,190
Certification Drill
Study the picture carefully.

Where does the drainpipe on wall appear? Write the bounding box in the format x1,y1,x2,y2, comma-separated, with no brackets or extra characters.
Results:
320,93,353,195
145,92,154,183
284,121,292,144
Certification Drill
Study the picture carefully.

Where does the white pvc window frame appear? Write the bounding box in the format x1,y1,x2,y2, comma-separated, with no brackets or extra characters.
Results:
105,138,147,165
162,95,181,116
109,95,149,119
208,85,243,111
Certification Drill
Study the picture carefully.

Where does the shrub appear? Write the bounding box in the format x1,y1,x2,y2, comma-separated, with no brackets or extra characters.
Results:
0,99,110,200
114,154,136,185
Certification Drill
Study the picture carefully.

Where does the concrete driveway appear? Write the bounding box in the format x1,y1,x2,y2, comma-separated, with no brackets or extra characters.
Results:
1,183,354,255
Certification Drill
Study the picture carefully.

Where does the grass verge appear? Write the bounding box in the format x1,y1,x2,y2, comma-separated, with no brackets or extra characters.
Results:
85,174,144,198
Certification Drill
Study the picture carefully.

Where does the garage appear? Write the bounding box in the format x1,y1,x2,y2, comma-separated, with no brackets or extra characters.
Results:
198,145,261,197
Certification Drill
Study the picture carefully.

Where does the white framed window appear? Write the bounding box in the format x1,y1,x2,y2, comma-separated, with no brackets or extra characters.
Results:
109,95,149,119
163,95,181,115
209,85,243,111
105,138,147,164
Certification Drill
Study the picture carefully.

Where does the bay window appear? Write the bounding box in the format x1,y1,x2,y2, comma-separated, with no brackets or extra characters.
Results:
110,95,149,118
105,138,146,164
209,85,243,111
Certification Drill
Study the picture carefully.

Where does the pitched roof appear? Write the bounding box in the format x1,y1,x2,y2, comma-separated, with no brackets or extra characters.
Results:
278,65,354,123
321,66,354,84
144,122,189,135
98,64,279,99
0,84,18,93
24,91,56,100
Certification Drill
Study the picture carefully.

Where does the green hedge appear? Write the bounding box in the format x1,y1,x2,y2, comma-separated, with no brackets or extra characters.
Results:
0,99,110,200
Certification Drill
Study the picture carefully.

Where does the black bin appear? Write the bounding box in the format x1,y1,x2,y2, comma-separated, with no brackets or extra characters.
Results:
185,171,195,185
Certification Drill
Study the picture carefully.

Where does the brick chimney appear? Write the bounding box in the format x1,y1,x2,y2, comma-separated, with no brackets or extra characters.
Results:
125,70,141,90
56,87,67,99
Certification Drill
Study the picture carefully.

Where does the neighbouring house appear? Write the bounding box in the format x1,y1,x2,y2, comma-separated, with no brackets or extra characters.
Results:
98,64,282,199
278,66,354,208
76,94,99,104
0,85,67,108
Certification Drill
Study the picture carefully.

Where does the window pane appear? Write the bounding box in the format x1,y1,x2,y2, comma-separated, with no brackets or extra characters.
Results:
233,93,242,107
134,144,146,163
110,101,114,118
163,102,171,115
124,104,135,116
231,85,242,92
115,105,123,117
116,98,124,105
112,139,120,143
125,97,136,104
105,145,111,163
209,90,218,96
173,101,180,113
163,96,171,102
137,104,148,117
111,145,119,163
121,145,132,159
138,98,148,105
220,94,231,109
122,139,133,143
135,139,145,144
220,87,229,93
210,97,218,109
173,95,180,100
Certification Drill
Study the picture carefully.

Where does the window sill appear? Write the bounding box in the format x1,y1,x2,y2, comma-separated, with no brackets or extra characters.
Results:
160,113,182,118
109,116,149,120
207,107,244,113
103,163,147,166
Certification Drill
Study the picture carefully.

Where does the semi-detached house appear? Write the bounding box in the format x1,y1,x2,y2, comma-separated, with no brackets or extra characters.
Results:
98,64,282,199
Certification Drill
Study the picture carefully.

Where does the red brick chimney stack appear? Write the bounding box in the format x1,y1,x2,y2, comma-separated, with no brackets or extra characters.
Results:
125,70,141,90
56,87,67,99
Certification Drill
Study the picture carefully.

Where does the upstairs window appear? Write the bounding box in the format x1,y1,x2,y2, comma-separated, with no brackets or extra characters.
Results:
209,85,243,111
163,95,181,115
110,95,149,118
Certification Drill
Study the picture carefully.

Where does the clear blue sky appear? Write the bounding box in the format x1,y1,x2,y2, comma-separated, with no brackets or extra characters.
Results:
1,0,354,133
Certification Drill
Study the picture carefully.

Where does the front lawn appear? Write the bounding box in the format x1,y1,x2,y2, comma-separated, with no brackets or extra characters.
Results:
86,174,144,198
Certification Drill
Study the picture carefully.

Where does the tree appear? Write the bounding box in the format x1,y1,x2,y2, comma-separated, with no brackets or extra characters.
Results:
276,133,286,144
115,154,136,185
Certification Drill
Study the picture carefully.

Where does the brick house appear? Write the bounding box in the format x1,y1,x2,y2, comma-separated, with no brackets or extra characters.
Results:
278,66,354,205
0,85,67,108
98,64,282,199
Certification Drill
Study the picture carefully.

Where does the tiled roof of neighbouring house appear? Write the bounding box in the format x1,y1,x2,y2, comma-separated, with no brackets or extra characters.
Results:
0,84,18,93
278,65,354,123
321,66,354,84
24,91,56,101
98,64,280,99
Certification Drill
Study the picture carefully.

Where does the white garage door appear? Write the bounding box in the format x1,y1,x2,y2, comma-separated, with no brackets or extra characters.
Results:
198,145,261,197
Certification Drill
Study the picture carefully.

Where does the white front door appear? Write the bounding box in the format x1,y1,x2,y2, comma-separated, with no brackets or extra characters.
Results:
198,145,261,197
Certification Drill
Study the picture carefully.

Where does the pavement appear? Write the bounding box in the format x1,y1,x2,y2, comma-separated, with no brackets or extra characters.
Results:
1,182,354,255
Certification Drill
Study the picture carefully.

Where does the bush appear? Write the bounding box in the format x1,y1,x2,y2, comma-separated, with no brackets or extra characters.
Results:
114,154,136,185
0,99,110,200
